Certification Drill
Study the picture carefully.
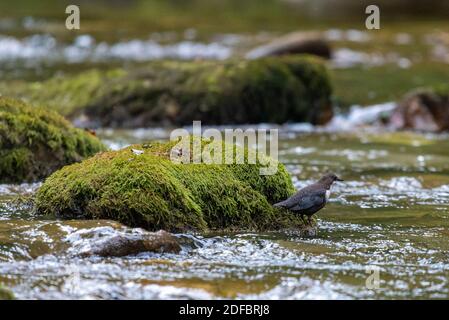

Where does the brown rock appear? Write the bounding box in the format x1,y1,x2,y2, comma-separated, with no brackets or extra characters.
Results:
80,230,181,257
246,32,331,59
390,89,449,132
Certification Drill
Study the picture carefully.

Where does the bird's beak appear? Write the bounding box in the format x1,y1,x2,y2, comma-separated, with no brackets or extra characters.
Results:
336,177,344,182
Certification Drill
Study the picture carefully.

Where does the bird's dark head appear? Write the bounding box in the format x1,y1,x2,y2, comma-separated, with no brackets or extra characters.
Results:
318,173,344,188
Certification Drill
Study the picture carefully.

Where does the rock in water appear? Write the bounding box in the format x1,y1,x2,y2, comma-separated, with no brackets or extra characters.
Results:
0,286,14,300
79,230,181,257
6,57,333,127
35,138,308,232
246,32,331,59
390,87,449,132
0,97,106,183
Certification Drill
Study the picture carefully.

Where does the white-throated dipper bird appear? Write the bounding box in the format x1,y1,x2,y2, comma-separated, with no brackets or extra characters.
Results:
274,173,343,223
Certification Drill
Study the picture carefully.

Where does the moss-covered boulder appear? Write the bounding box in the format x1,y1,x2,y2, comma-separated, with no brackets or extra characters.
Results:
11,56,332,128
390,85,449,132
0,97,106,183
35,138,305,232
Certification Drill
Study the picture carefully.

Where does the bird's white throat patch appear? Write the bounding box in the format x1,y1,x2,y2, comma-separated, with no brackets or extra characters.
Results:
325,190,331,201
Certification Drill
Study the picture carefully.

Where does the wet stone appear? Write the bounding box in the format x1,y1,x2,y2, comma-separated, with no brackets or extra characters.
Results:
79,230,181,257
246,32,331,59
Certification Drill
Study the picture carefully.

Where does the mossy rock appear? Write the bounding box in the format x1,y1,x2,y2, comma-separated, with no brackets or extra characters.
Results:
0,285,14,300
0,97,106,183
35,137,305,232
12,56,332,127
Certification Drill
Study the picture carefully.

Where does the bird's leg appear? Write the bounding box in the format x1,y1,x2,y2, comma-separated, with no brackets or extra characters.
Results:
309,215,313,226
301,215,311,226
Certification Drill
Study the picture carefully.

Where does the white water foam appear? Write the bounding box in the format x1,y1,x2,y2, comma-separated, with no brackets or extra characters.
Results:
0,34,232,64
327,102,396,131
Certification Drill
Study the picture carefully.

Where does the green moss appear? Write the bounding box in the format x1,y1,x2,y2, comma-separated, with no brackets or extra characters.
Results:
0,285,14,300
0,97,107,183
13,56,332,127
23,69,126,117
35,137,305,232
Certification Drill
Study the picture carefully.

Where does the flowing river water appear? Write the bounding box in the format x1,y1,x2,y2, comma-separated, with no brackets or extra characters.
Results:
1,124,449,299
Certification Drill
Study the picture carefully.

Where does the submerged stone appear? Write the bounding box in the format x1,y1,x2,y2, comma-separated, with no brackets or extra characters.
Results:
0,286,14,300
35,138,307,232
10,56,333,127
0,97,106,183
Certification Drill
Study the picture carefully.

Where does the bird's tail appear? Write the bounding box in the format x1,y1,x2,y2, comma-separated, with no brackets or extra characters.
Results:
273,201,285,208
